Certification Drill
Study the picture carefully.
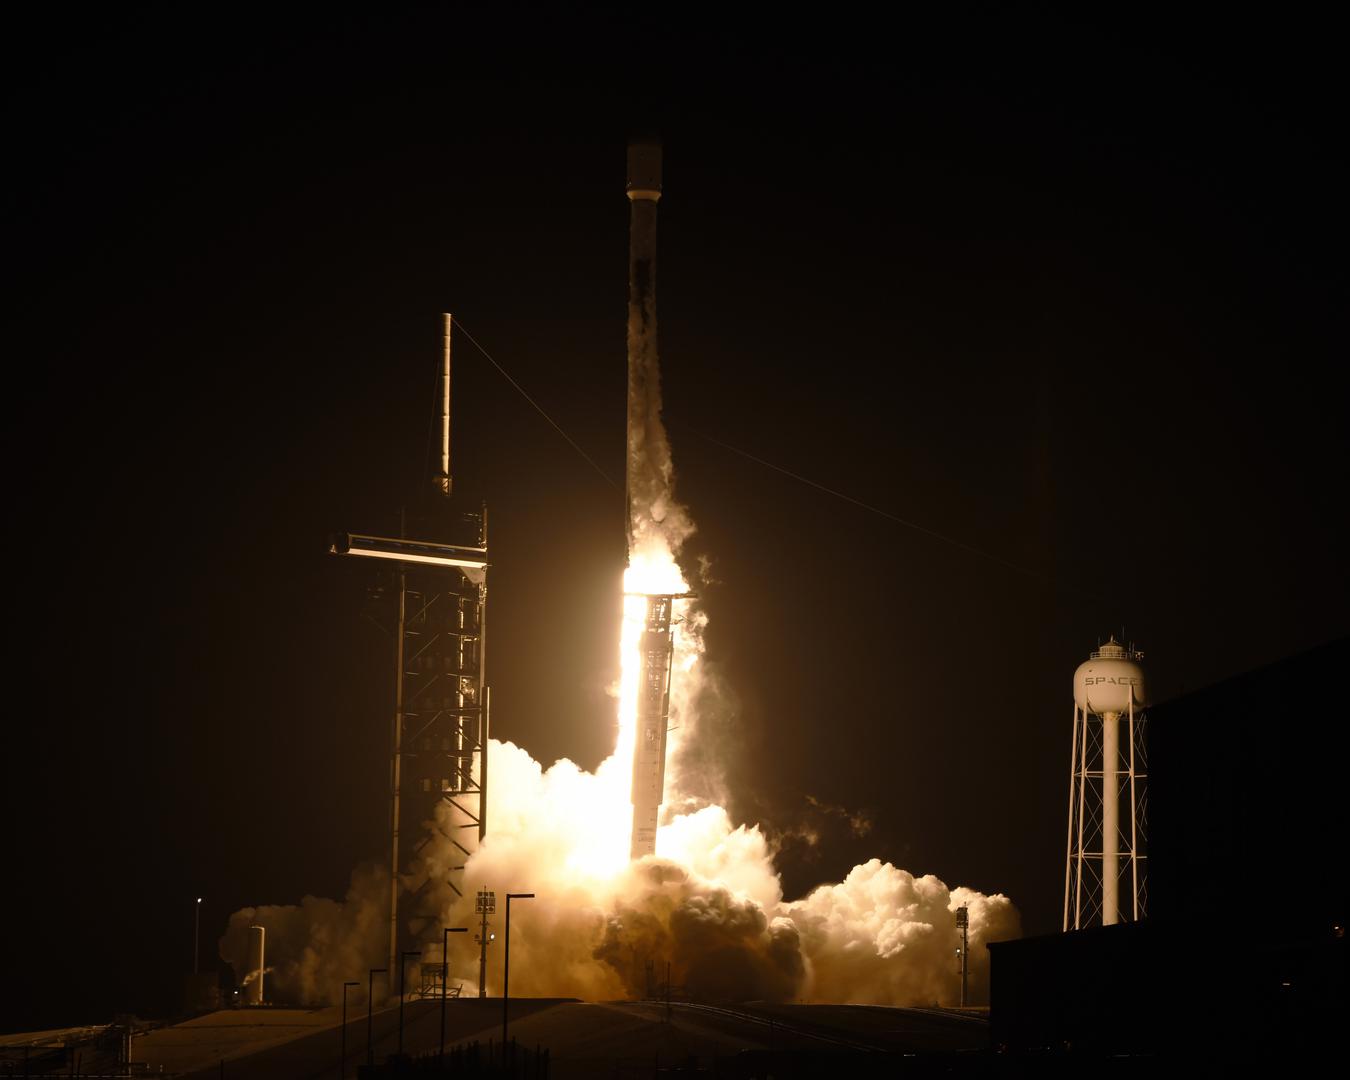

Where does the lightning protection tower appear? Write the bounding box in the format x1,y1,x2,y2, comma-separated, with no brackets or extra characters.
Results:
1064,637,1148,930
332,314,490,983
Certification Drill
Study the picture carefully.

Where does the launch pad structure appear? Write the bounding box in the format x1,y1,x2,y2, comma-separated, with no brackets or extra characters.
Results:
328,136,685,985
332,314,491,987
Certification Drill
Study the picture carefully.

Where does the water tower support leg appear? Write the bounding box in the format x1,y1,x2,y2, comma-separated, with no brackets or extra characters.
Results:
1063,702,1080,932
1102,710,1119,926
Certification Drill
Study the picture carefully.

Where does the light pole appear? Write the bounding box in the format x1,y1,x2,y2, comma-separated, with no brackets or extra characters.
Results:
440,927,467,1063
398,950,421,1058
955,906,970,1008
366,967,387,1067
194,897,203,975
502,893,535,1053
475,889,496,999
340,981,359,1079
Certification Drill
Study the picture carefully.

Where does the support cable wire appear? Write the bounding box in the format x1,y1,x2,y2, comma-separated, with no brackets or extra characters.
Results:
454,319,618,489
683,424,1100,600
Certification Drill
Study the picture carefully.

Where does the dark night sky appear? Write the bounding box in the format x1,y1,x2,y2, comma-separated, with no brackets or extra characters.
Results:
4,9,1346,1030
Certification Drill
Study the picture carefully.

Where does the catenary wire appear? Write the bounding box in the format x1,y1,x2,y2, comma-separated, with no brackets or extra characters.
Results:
682,423,1099,600
454,318,618,489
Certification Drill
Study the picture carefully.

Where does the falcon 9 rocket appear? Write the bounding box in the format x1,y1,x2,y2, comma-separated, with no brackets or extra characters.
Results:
624,139,683,860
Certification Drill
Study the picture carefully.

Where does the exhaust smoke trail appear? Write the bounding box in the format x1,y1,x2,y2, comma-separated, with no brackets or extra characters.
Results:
222,142,1018,1006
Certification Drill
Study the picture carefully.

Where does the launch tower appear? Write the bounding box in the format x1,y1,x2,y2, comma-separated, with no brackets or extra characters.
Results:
333,315,490,983
1064,638,1148,929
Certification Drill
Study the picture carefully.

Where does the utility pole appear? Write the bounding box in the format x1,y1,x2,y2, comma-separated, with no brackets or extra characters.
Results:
440,927,467,1063
476,889,496,999
955,906,970,1008
503,893,535,1051
388,554,406,981
398,951,420,1058
340,981,359,1079
366,967,387,1067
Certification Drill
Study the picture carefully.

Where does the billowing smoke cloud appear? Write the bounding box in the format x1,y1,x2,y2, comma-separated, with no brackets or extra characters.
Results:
786,863,1016,1004
420,744,1017,1005
223,734,1018,1007
225,270,1020,1006
220,862,387,1005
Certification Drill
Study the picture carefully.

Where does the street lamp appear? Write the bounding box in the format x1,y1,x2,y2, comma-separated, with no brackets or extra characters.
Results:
193,897,203,975
440,927,468,1063
502,893,535,1052
398,950,421,1058
366,967,387,1066
340,981,360,1079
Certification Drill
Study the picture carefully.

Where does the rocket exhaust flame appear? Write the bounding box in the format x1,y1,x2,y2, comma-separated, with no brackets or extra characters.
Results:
220,141,1020,1008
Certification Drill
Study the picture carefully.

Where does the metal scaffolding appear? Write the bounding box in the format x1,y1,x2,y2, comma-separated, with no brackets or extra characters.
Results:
397,511,489,926
333,314,491,983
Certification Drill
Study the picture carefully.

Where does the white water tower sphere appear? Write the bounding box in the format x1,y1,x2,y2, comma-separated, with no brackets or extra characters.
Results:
1073,640,1147,716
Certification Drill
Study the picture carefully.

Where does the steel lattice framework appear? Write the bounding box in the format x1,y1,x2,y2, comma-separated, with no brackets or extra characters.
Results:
396,517,489,914
332,314,492,984
1064,692,1148,930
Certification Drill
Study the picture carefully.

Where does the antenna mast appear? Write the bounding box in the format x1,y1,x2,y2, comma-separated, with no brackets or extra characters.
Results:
439,313,453,497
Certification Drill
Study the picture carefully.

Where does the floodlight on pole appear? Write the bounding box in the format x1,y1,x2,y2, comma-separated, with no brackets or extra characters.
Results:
193,898,203,975
502,893,535,1051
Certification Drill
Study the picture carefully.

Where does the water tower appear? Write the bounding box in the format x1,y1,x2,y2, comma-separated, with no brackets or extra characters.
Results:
1063,638,1148,929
